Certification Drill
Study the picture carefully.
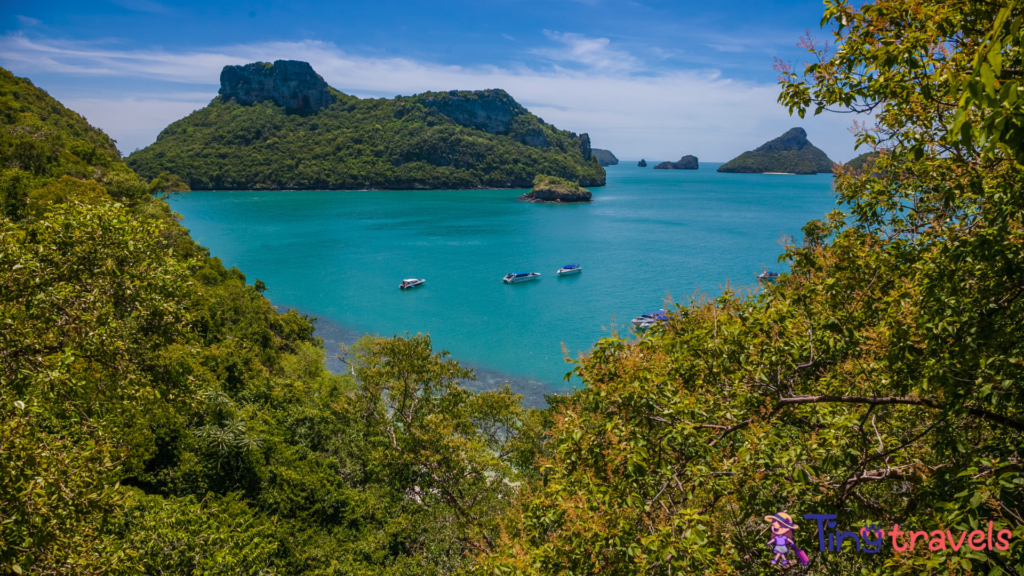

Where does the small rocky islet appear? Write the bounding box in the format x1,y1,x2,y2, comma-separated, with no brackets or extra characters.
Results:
517,175,592,204
638,159,648,167
717,127,833,174
654,155,698,170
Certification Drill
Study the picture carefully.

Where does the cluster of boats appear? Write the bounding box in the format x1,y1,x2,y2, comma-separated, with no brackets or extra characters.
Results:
401,266,779,331
401,265,583,290
501,264,582,284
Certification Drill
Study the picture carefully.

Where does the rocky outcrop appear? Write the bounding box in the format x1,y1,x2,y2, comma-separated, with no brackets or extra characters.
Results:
521,127,548,148
638,159,647,167
417,89,527,135
654,155,698,170
518,175,592,203
717,127,833,174
219,60,336,112
592,149,619,166
576,133,592,161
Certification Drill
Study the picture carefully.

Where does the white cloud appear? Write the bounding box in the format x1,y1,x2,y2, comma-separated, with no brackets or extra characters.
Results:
62,94,214,153
16,16,42,27
0,33,864,161
532,31,640,72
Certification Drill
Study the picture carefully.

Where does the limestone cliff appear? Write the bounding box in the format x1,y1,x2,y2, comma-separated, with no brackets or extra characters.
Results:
219,60,336,112
417,89,526,135
654,155,698,170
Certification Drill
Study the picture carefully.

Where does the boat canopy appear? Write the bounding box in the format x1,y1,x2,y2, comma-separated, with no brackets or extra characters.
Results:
562,264,579,269
643,309,667,317
514,272,532,276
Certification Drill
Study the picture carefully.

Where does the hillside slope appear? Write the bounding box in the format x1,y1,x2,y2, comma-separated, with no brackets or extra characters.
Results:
127,60,605,190
2,66,538,576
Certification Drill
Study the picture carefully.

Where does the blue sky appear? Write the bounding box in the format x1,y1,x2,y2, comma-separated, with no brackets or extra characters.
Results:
0,0,866,161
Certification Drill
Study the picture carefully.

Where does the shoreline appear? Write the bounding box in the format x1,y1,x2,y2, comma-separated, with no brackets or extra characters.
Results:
273,303,562,409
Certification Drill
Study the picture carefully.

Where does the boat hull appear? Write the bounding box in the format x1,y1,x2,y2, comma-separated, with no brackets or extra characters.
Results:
400,279,425,289
557,268,582,275
504,274,541,283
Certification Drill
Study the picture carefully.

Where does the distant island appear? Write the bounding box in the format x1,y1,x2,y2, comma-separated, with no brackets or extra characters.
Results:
127,60,605,190
654,155,698,170
717,127,833,174
517,175,592,203
638,159,647,167
845,151,880,173
592,149,619,166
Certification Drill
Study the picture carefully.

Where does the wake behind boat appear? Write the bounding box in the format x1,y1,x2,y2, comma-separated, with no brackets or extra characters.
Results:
631,309,668,330
399,278,425,289
503,272,541,284
557,264,582,275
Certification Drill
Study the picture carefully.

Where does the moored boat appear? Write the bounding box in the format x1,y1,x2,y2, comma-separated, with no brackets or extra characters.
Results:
557,264,582,275
631,309,668,330
399,278,425,289
757,270,779,282
503,272,541,284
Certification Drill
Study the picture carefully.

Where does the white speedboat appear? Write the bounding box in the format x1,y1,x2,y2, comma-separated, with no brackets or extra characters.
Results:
503,272,541,284
631,309,668,330
557,264,582,275
399,278,425,289
757,270,779,282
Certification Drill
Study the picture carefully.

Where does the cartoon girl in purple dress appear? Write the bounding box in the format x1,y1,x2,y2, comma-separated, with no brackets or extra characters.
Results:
765,512,808,567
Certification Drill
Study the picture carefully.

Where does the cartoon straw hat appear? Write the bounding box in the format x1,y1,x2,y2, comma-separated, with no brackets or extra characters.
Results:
764,512,799,530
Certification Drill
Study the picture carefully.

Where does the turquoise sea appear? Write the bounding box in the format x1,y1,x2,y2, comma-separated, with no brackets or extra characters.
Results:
170,163,837,405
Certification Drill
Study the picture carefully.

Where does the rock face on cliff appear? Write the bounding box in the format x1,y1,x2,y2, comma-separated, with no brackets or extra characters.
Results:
575,133,592,161
717,128,833,174
414,90,592,158
219,60,336,112
128,60,606,190
417,89,526,135
654,155,698,170
592,149,619,166
518,175,592,203
638,159,647,167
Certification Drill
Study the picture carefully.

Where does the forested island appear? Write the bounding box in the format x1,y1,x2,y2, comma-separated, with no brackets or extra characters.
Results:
591,148,619,166
653,155,698,170
5,1,1024,573
717,127,833,174
126,60,605,190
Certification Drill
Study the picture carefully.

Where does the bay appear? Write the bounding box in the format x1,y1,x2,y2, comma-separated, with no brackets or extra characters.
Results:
170,162,837,403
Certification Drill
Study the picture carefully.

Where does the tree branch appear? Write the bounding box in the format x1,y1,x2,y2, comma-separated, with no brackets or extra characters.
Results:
777,395,1024,433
